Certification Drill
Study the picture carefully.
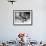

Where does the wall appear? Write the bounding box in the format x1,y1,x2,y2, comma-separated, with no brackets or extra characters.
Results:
0,0,46,42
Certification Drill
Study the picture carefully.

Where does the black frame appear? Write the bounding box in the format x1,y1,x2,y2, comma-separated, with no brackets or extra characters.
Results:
13,10,33,26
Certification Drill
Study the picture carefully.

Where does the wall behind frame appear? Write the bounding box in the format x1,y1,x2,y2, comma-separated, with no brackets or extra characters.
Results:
0,0,46,41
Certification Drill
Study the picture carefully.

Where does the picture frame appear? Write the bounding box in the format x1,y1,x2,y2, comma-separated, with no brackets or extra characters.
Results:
13,10,33,26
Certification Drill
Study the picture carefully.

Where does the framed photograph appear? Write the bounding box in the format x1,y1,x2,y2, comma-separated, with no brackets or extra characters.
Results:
13,10,33,26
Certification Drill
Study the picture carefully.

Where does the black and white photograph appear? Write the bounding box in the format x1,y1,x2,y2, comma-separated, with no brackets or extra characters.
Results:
13,10,32,25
